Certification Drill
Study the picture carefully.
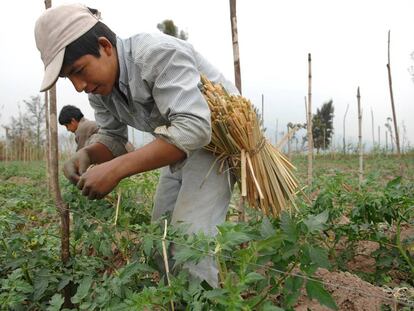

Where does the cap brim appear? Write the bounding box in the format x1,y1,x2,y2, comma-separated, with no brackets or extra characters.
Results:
39,48,65,92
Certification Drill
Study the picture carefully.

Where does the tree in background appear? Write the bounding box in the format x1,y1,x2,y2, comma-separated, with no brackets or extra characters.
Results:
4,96,46,161
23,95,45,157
312,100,334,153
8,105,32,160
157,19,188,40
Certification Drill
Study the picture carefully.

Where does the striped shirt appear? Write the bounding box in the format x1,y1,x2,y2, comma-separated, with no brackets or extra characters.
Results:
88,33,238,165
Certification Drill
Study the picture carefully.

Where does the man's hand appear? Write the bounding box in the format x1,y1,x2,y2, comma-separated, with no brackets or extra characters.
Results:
68,138,185,200
76,161,120,200
63,149,91,185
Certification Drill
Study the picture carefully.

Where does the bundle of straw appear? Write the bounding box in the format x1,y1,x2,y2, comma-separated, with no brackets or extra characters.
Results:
201,75,298,217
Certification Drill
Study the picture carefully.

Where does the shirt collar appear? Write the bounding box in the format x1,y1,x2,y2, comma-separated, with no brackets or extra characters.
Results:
116,37,128,90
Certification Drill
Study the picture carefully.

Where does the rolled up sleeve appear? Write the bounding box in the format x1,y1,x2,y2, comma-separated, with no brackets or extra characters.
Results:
88,95,129,157
141,44,212,159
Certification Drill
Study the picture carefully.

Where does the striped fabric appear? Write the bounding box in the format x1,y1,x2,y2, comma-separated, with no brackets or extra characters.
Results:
88,33,238,163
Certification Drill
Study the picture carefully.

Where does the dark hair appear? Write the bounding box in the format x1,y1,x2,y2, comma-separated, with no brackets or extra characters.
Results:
59,105,84,125
61,14,117,73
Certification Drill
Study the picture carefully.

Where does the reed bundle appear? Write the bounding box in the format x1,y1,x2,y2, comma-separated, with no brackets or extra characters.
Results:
201,75,298,217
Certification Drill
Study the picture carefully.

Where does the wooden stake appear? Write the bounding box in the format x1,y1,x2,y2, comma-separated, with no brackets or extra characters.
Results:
114,189,122,225
357,87,363,187
161,220,174,311
44,90,51,194
229,0,242,94
307,53,313,188
386,30,401,155
44,1,72,307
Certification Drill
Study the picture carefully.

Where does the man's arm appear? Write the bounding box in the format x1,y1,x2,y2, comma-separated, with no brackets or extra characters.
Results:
76,137,185,200
84,142,114,164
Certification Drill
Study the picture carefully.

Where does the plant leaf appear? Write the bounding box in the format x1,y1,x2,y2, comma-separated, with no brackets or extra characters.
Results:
46,294,64,311
244,272,265,284
309,246,330,269
305,279,337,310
280,212,297,242
304,210,329,233
71,276,93,304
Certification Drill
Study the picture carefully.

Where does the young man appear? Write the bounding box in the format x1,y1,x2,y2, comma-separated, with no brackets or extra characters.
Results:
35,3,238,286
59,105,99,151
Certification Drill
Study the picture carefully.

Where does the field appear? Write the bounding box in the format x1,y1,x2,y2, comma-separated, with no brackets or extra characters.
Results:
0,154,413,310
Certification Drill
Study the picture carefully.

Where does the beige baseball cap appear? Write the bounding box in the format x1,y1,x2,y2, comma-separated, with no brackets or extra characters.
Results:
34,3,100,92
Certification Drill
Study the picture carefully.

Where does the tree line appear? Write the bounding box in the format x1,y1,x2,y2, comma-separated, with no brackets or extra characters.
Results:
1,95,46,161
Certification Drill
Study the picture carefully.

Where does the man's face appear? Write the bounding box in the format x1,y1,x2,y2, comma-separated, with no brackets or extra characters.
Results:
65,119,78,133
60,40,118,96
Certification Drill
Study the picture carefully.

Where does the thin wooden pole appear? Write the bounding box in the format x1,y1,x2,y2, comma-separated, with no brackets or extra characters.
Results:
343,104,350,154
50,85,72,307
230,0,245,223
386,30,401,155
162,220,175,311
307,53,313,188
44,0,72,307
357,87,363,187
304,96,308,154
114,189,122,225
45,91,51,193
229,0,242,94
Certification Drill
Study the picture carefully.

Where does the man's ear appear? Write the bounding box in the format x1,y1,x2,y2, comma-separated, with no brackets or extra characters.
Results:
98,37,114,56
70,118,79,128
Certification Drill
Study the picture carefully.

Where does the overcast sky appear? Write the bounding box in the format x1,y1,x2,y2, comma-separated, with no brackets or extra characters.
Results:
1,0,413,149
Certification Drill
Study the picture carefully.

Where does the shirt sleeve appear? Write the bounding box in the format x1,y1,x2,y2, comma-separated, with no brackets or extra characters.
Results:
140,42,212,159
75,130,86,151
75,120,98,151
87,95,129,157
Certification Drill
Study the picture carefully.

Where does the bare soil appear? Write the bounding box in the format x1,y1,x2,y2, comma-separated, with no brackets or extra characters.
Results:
295,222,414,310
295,268,393,311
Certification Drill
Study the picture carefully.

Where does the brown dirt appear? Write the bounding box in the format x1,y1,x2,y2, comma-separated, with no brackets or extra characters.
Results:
387,223,414,242
346,241,379,274
400,225,414,242
295,268,393,311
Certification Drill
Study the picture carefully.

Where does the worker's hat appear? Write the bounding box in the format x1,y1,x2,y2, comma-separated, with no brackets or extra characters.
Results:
34,3,100,92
